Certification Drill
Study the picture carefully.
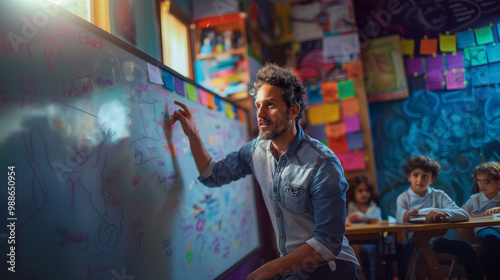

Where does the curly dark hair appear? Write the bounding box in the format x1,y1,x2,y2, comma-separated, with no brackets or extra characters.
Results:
471,161,500,194
249,63,307,123
405,156,441,178
346,175,380,205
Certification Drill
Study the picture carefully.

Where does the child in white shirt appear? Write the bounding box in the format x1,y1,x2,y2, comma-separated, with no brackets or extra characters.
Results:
462,161,500,280
346,176,381,280
396,156,482,280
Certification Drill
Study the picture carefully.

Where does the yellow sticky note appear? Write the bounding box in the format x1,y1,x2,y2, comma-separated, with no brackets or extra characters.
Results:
225,103,235,118
400,38,415,56
307,103,340,125
439,34,457,53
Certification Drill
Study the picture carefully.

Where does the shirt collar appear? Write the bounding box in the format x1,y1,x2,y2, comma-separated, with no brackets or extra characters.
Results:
479,192,500,202
408,186,432,197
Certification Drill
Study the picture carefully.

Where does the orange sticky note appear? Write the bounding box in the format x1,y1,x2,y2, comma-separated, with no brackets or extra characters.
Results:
345,60,363,79
327,135,348,154
326,122,345,138
420,38,438,55
207,93,217,110
321,81,339,102
238,108,246,123
341,97,359,116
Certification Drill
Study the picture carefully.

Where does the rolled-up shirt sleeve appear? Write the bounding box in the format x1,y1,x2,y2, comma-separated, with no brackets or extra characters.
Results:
308,156,348,261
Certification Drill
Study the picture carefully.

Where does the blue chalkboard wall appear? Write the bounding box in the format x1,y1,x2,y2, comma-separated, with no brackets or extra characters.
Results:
0,1,260,279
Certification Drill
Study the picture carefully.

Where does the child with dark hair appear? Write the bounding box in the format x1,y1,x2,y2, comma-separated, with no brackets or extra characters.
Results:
346,176,381,280
462,161,500,280
396,156,483,280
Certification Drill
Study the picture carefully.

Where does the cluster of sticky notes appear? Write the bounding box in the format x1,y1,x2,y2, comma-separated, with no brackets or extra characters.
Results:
146,64,247,124
401,23,500,58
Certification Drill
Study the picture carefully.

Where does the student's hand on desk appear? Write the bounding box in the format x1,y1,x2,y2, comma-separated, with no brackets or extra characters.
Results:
403,209,419,225
426,210,449,223
484,207,500,215
170,101,197,138
347,212,362,223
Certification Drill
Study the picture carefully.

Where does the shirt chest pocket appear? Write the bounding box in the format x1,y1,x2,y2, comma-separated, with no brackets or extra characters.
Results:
281,183,308,214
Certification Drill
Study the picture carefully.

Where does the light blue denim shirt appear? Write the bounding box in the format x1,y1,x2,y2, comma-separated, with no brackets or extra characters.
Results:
198,124,359,270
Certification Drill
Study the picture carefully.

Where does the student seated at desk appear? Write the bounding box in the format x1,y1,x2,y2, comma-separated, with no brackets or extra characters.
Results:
396,156,483,280
462,161,500,280
346,176,381,280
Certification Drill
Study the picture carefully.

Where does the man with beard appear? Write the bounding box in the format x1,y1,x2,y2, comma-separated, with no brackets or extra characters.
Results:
170,64,360,280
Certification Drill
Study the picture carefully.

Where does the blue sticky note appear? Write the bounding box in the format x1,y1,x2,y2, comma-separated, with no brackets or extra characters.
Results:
469,46,488,66
489,63,500,84
457,30,476,49
307,85,323,104
307,124,327,141
346,131,364,150
162,70,175,91
214,96,223,112
498,23,500,41
408,74,426,92
486,43,500,63
470,65,490,87
174,76,185,96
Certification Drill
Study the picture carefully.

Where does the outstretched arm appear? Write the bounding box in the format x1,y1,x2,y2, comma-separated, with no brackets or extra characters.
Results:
169,101,211,174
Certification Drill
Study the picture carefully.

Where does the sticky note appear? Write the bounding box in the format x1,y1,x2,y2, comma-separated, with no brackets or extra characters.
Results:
406,57,424,75
307,85,323,104
338,80,355,99
337,150,366,170
426,70,444,91
207,93,217,110
225,103,235,118
341,97,359,116
446,52,464,70
420,38,438,55
326,122,345,138
162,70,175,90
147,63,164,85
498,23,500,40
401,38,415,56
327,135,348,154
470,65,490,87
186,83,197,101
321,81,338,102
198,88,208,106
486,43,500,63
346,131,364,150
489,63,500,84
174,76,185,96
469,46,488,66
238,108,247,123
213,96,223,112
343,113,360,133
457,30,475,49
307,124,327,141
408,74,426,92
307,103,341,125
445,70,466,90
474,26,494,45
345,60,363,79
439,34,457,53
427,54,444,71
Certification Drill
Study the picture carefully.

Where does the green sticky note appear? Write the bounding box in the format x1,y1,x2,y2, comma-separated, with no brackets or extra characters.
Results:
474,26,494,45
338,80,355,99
186,83,197,101
469,45,488,66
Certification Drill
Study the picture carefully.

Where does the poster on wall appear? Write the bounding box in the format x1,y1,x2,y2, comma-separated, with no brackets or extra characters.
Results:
113,0,136,45
361,35,408,103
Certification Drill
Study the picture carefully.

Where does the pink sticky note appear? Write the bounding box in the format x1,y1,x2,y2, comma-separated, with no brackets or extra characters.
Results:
343,114,361,133
337,150,366,171
426,70,444,90
446,70,466,90
406,57,424,75
427,55,444,71
446,52,464,70
198,88,208,106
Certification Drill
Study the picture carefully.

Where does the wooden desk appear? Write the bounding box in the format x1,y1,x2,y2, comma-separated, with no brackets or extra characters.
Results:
345,217,500,280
